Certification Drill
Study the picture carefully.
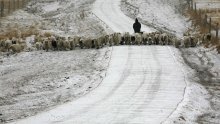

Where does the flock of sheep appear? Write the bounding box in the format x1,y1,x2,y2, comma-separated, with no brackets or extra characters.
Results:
0,31,212,53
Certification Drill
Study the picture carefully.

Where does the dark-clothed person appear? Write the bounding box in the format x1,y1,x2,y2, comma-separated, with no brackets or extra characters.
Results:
133,18,141,33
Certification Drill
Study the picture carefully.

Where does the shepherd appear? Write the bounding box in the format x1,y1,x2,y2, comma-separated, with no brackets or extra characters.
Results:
133,18,141,33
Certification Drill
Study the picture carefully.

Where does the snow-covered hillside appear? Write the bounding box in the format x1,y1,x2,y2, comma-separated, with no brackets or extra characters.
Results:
0,0,112,38
121,0,190,37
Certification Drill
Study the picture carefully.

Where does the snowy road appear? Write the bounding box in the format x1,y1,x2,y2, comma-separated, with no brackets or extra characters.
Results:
11,0,186,123
93,0,153,33
12,46,186,124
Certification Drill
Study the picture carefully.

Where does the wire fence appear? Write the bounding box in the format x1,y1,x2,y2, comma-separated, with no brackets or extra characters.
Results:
188,0,220,38
0,0,31,17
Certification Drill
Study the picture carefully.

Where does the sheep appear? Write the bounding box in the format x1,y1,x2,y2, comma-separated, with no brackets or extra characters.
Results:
63,39,71,50
147,32,155,45
35,42,43,50
108,34,114,46
43,38,50,52
51,36,58,51
98,36,106,47
154,32,161,45
57,37,65,50
134,33,142,45
68,37,76,50
148,36,153,45
124,32,131,45
95,37,103,49
104,35,110,46
5,39,12,52
202,33,212,43
11,37,17,44
10,44,25,53
79,38,84,49
167,35,174,45
142,32,149,45
174,39,181,48
120,35,125,45
113,33,121,46
160,33,168,45
189,36,198,47
74,36,81,47
130,34,136,45
182,36,191,48
83,38,93,49
101,35,109,46
17,38,26,44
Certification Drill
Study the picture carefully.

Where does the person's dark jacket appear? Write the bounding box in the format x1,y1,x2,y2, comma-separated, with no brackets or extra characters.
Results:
133,18,141,33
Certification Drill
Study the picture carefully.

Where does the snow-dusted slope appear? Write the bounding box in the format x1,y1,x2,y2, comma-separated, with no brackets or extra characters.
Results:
0,0,107,38
0,48,111,122
10,46,186,124
92,0,154,33
121,0,190,37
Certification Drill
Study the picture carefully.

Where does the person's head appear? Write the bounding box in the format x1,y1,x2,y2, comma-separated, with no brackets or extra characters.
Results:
135,18,138,23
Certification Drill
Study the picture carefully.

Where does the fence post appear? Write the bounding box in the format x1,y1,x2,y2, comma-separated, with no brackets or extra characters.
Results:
8,0,11,14
209,18,212,33
1,0,4,17
17,0,20,9
13,0,16,11
194,2,197,13
204,14,208,26
22,0,25,8
216,23,219,39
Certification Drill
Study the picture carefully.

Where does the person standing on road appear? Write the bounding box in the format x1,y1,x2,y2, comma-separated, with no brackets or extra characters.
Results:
133,18,141,33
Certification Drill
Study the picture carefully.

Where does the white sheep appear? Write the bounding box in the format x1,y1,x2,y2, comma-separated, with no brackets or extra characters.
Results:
35,42,43,50
108,34,114,46
160,33,168,45
63,39,71,50
134,33,142,45
113,33,121,46
123,32,131,45
10,44,25,53
154,32,161,45
5,39,12,52
68,37,76,50
95,37,103,49
142,32,149,45
57,37,64,50
83,38,93,49
43,38,51,52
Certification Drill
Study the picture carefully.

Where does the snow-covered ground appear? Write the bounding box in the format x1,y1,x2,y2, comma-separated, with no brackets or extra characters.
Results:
93,0,155,33
0,0,111,38
180,47,220,123
0,48,111,123
10,46,186,124
121,0,190,38
1,0,219,123
6,0,202,123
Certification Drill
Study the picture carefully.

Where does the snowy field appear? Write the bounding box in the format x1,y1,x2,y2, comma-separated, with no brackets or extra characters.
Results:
0,48,111,122
0,0,220,124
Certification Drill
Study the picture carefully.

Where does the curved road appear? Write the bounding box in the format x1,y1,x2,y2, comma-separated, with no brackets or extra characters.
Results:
93,0,153,33
11,0,186,124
